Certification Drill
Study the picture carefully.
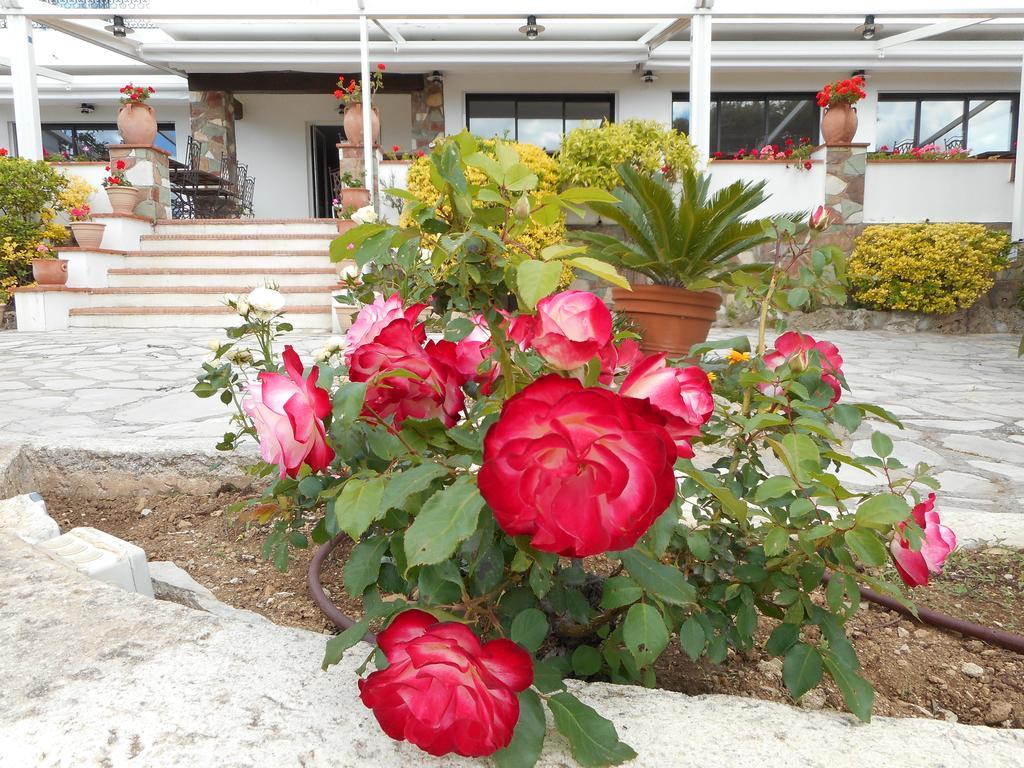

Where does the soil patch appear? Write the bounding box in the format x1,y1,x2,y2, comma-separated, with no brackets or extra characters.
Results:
46,489,1024,729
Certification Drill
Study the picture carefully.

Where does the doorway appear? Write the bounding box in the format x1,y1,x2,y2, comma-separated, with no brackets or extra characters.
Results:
310,124,344,218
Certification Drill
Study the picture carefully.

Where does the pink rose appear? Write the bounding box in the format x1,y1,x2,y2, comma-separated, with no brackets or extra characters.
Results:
359,610,533,758
620,354,714,457
763,331,844,404
425,317,497,393
889,493,957,587
478,375,676,557
344,293,426,363
242,346,334,479
530,290,613,371
598,338,643,384
349,319,465,428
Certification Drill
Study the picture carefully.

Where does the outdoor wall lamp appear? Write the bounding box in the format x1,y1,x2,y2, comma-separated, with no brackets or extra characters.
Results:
80,103,95,115
640,70,657,84
426,70,444,85
104,15,134,38
519,15,545,40
857,15,881,41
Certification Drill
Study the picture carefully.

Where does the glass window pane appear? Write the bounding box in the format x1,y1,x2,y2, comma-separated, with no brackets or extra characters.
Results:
516,101,562,150
41,127,73,159
154,125,177,157
919,100,964,147
672,98,690,135
74,127,121,159
468,100,516,140
875,101,916,150
968,99,1013,153
717,99,764,153
765,98,816,147
565,101,611,122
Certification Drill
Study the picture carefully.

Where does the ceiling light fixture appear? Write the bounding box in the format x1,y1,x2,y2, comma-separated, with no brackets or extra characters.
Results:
518,15,545,41
104,15,134,38
856,14,881,41
641,70,657,84
426,70,444,85
80,103,95,115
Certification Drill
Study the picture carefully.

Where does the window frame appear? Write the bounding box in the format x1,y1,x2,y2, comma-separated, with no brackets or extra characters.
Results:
875,93,1018,151
464,93,616,148
40,121,177,159
672,91,820,154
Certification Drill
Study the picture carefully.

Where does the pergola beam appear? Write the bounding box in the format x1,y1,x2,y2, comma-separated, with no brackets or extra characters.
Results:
0,55,73,83
639,18,690,50
875,18,990,49
373,19,406,44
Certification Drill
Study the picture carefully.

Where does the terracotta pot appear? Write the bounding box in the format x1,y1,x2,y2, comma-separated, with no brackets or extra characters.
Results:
106,185,140,214
612,283,722,357
821,103,858,144
70,221,106,249
342,103,381,146
32,258,69,286
117,102,158,145
340,188,371,210
336,219,356,234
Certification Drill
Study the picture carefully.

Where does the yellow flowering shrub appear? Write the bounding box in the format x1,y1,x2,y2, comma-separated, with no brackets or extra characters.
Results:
849,224,1010,314
59,174,96,212
1,237,33,303
401,139,566,259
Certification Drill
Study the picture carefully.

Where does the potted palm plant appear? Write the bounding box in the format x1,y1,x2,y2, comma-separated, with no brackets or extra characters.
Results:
577,164,772,355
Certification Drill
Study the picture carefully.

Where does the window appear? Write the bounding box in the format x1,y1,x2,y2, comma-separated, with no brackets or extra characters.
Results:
465,95,614,151
672,93,818,154
41,122,176,160
875,95,1018,153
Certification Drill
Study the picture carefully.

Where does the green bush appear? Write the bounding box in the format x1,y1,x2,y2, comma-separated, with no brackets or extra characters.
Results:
557,119,697,191
849,224,1009,314
0,155,68,250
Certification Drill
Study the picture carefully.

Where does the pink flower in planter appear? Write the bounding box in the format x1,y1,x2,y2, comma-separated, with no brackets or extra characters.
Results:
242,346,334,479
343,292,426,364
762,331,845,404
620,354,714,458
889,493,957,587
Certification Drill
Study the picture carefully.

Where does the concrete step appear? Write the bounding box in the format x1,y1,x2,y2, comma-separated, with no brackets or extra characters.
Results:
153,218,340,236
107,267,345,288
122,251,332,269
139,234,335,252
67,305,333,330
84,286,337,308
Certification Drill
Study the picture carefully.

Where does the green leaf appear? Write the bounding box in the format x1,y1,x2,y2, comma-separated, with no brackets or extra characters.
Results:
334,476,387,540
764,527,790,557
381,461,449,512
765,623,800,656
830,403,862,433
678,617,706,661
620,550,696,606
321,617,371,670
823,652,875,722
567,256,630,289
735,603,758,641
540,243,588,261
623,603,669,668
572,645,604,676
332,381,367,428
686,531,711,560
557,187,619,204
516,259,563,310
844,528,889,567
870,431,894,459
548,692,637,768
788,287,810,307
510,608,549,653
599,575,643,610
493,689,546,768
775,433,820,483
404,476,484,569
755,476,798,502
342,535,389,597
782,642,823,700
855,493,911,530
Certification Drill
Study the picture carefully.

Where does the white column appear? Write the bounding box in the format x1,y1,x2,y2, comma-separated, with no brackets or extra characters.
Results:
359,13,375,206
7,14,43,160
688,11,712,167
1012,53,1024,242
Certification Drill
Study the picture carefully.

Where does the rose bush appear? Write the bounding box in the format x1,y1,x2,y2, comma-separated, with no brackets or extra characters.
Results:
197,133,951,767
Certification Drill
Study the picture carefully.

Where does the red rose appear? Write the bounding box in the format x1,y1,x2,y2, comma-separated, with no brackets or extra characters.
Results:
242,346,334,479
763,331,844,404
889,494,957,587
529,290,613,371
620,354,714,458
478,375,677,556
349,319,465,428
343,292,426,364
424,315,497,392
359,610,533,758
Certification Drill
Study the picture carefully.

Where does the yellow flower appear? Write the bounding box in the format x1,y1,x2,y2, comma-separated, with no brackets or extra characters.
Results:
706,372,717,382
725,350,750,365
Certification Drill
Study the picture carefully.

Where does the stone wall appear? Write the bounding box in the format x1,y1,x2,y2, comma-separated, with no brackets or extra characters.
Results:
189,90,237,173
107,144,171,220
411,80,444,152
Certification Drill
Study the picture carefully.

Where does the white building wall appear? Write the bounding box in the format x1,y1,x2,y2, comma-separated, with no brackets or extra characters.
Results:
865,161,1014,224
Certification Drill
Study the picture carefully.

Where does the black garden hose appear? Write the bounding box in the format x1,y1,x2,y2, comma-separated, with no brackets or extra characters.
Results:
308,532,377,645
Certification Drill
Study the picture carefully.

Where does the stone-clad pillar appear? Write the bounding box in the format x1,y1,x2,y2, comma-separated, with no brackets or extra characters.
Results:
107,143,170,220
189,90,237,173
411,80,444,152
821,142,868,251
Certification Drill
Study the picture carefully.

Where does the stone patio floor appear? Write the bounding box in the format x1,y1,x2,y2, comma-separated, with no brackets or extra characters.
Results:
1,328,1023,545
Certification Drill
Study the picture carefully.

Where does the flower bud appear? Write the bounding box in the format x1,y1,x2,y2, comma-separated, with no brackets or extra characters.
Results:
513,195,531,221
207,339,221,353
809,205,831,231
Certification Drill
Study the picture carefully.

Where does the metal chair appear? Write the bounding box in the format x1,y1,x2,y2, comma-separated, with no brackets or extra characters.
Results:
170,137,204,219
945,136,965,150
241,176,255,218
893,140,914,154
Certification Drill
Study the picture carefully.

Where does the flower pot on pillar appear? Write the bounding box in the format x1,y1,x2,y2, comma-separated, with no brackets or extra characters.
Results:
821,103,858,144
32,258,69,286
70,222,106,249
106,185,140,214
343,103,381,146
340,188,371,209
117,102,158,145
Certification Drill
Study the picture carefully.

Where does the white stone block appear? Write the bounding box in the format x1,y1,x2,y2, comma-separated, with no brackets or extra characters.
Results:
37,526,154,597
0,493,60,544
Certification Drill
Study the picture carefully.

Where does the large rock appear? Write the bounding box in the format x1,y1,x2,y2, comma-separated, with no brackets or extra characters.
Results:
149,560,268,625
1,532,1022,767
0,492,59,544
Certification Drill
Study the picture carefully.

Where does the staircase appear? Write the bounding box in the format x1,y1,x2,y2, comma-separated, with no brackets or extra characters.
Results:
67,219,345,330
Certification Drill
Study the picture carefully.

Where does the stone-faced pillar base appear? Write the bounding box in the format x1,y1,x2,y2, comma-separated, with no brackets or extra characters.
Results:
106,144,171,221
411,80,444,152
336,141,379,202
189,90,237,173
823,142,868,253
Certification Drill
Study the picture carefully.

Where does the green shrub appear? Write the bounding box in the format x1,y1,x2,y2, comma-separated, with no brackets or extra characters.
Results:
849,224,1009,314
557,119,697,191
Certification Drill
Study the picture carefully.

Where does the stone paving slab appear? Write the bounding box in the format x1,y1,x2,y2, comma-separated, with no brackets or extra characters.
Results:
2,531,1022,768
1,328,1023,544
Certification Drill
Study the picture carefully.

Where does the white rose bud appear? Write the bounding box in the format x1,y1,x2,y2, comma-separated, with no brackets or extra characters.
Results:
246,286,286,318
351,205,378,225
327,335,346,353
313,347,331,363
235,297,250,317
207,339,221,353
222,293,238,307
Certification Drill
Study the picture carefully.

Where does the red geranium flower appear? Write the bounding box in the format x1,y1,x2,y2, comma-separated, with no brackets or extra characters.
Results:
333,89,344,99
392,144,400,152
804,161,813,170
0,148,8,157
115,159,126,170
377,63,386,71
